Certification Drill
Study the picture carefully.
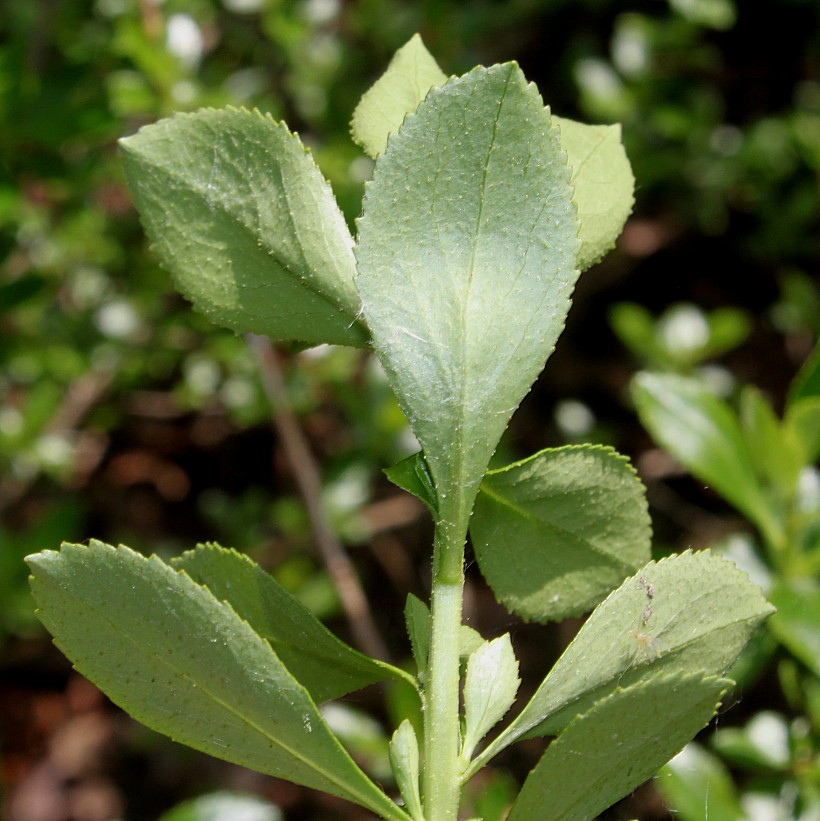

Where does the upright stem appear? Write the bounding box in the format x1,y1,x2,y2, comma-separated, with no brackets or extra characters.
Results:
423,506,469,821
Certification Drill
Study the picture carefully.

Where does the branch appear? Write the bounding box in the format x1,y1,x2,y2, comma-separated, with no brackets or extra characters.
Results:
247,334,390,662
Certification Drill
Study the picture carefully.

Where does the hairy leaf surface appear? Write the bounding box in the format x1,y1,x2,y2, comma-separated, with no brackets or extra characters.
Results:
404,593,486,683
461,635,520,761
350,40,632,274
472,445,650,622
27,541,406,820
121,108,366,347
404,593,431,681
389,721,424,821
356,64,579,525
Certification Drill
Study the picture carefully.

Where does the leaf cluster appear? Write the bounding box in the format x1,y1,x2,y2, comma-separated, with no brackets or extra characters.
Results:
27,36,775,821
631,349,820,819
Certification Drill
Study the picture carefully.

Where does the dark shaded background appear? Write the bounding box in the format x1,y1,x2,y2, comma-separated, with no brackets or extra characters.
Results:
1,0,818,819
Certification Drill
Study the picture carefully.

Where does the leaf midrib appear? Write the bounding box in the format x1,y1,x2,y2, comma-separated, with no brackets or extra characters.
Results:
478,480,639,572
472,608,760,775
517,611,762,735
442,65,512,501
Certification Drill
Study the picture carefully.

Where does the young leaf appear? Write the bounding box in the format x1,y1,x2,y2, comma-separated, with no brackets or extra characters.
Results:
172,543,415,702
553,116,634,271
384,452,438,515
459,624,485,658
461,635,520,762
120,108,367,347
27,541,407,821
470,551,772,771
632,372,783,548
389,721,424,821
349,39,633,274
471,445,651,622
404,593,431,681
609,302,659,364
785,396,820,464
787,340,820,406
739,386,802,493
352,35,447,158
404,593,485,682
356,64,580,534
705,307,753,359
505,673,731,821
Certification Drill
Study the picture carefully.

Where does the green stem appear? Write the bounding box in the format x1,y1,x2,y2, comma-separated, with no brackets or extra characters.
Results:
423,515,468,821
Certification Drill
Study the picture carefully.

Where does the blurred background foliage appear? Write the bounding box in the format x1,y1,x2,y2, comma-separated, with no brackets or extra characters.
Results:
1,0,818,819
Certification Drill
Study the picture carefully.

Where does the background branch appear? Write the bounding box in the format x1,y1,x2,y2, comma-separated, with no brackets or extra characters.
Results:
247,334,390,662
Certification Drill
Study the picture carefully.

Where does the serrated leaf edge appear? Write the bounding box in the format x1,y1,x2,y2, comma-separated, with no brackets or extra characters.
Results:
172,542,416,692
120,107,367,346
27,541,403,819
475,444,651,620
467,549,773,775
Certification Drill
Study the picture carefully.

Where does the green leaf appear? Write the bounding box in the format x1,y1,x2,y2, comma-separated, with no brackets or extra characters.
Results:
351,35,447,158
505,673,731,821
609,302,659,364
404,593,431,682
553,116,634,271
158,791,282,821
459,624,485,658
468,770,519,821
632,372,782,548
389,721,424,821
471,551,772,770
356,64,579,532
471,445,651,622
349,40,632,274
461,635,520,762
658,743,745,821
785,396,820,464
172,543,414,702
768,578,820,676
705,307,752,358
120,108,367,347
669,0,736,29
788,341,820,405
27,541,406,821
739,386,803,492
711,711,791,771
384,452,438,515
321,703,392,782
